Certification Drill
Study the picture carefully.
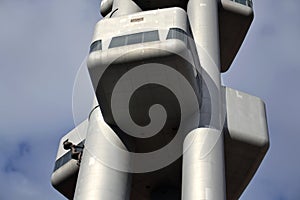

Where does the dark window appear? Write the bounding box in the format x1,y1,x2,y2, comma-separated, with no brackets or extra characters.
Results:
109,30,159,49
167,28,188,45
143,31,159,43
53,140,85,172
90,40,102,53
109,35,127,48
127,32,143,45
232,0,252,7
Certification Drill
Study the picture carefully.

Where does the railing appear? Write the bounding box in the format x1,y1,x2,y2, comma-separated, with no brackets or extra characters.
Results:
231,0,253,7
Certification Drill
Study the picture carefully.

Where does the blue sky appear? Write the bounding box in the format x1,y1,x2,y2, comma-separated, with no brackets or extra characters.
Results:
0,0,299,199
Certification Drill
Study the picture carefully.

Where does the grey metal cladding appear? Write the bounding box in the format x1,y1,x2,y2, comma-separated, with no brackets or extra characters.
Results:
223,86,269,200
225,87,269,147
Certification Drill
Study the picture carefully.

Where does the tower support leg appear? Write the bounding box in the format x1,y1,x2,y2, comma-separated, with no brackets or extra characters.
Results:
184,0,226,199
182,128,226,200
74,107,131,200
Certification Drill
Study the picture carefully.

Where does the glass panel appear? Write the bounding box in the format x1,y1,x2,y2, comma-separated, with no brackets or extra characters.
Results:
54,151,72,171
90,40,102,53
167,28,188,45
109,35,126,48
109,30,160,49
231,0,252,7
143,30,159,43
127,32,143,45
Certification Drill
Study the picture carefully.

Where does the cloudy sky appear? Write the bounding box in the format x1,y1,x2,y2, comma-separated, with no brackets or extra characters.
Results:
0,0,299,199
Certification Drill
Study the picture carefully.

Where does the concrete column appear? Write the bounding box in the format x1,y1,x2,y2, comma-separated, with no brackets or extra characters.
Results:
182,128,226,200
187,0,222,129
183,0,226,199
74,106,131,200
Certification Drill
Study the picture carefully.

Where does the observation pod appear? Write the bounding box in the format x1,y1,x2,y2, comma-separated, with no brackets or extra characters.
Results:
100,0,255,72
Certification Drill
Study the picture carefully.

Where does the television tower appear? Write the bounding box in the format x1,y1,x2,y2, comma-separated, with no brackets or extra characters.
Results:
51,0,269,199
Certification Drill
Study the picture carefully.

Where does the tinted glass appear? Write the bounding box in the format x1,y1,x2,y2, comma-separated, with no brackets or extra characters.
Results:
90,40,102,53
143,31,159,42
127,32,143,45
232,0,252,7
109,30,159,49
109,35,126,48
167,28,188,44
